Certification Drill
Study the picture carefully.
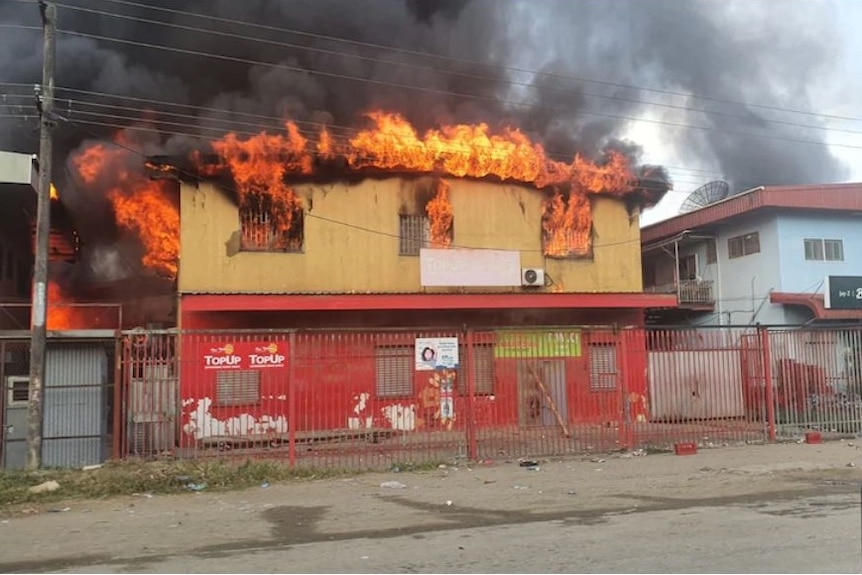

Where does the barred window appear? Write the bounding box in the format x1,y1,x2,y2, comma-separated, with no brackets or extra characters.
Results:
455,344,495,396
399,215,430,256
375,346,413,397
215,370,261,406
589,343,618,391
8,378,29,406
240,202,304,252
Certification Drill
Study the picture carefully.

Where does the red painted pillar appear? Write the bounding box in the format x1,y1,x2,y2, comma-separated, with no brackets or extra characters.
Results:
465,329,478,460
288,331,297,468
759,327,776,441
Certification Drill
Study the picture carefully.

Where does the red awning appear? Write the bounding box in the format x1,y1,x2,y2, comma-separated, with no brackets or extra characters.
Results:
181,292,678,312
770,292,862,320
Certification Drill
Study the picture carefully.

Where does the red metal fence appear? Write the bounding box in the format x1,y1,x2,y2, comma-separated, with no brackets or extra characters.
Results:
111,325,862,469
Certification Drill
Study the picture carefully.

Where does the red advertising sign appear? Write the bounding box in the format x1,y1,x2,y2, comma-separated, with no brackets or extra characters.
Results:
202,341,287,370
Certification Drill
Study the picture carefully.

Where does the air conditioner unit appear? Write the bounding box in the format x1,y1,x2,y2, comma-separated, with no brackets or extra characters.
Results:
521,268,545,287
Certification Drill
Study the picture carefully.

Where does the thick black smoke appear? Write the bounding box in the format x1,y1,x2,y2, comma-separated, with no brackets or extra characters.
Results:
0,0,851,212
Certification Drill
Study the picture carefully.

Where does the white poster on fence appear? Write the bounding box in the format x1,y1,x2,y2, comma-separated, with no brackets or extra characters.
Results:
415,337,459,371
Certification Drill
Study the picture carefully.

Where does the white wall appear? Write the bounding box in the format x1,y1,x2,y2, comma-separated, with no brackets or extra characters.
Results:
708,214,784,325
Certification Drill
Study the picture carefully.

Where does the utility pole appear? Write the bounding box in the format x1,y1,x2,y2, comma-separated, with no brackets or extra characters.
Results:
26,0,56,471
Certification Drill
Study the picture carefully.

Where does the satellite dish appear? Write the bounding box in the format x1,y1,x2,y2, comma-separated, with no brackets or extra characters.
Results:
679,180,730,213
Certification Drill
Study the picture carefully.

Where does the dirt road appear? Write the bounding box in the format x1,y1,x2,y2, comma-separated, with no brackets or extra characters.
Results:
2,442,862,573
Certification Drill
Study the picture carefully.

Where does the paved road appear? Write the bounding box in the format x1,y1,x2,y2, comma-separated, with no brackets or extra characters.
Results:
37,491,862,573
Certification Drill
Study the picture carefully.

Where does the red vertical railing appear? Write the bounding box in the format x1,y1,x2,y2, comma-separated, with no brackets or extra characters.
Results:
465,329,478,461
759,327,776,441
113,324,862,466
288,331,297,469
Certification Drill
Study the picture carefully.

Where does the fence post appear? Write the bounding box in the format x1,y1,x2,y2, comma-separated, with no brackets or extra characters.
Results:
288,331,297,469
112,332,124,460
465,329,478,461
617,329,632,450
759,326,776,441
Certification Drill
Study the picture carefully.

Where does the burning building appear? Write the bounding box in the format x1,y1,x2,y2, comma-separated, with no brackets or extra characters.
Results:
130,112,675,331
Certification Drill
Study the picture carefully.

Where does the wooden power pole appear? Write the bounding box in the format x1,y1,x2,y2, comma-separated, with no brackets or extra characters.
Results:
26,1,56,471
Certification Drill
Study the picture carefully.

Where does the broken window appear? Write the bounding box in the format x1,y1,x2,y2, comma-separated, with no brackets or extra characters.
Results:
541,192,593,259
399,215,430,256
239,199,304,252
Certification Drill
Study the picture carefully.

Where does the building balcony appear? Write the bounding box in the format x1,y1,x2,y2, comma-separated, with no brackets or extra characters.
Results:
645,280,715,308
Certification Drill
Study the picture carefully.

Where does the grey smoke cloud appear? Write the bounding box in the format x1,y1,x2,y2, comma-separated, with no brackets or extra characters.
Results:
0,0,850,192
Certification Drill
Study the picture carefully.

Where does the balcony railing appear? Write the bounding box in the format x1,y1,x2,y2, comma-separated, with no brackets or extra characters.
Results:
645,280,715,306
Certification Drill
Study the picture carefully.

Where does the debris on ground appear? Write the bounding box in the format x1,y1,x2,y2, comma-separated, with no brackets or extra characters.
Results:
186,483,207,492
82,464,103,471
380,481,407,489
260,482,270,489
47,507,71,513
132,492,154,499
28,480,60,494
519,460,539,467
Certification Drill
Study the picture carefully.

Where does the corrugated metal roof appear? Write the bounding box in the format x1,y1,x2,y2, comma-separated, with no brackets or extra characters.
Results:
641,182,862,244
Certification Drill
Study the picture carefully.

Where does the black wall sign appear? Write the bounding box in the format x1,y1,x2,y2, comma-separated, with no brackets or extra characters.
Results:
825,276,862,310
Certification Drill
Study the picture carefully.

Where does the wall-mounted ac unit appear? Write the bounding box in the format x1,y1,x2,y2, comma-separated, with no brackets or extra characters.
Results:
521,268,545,287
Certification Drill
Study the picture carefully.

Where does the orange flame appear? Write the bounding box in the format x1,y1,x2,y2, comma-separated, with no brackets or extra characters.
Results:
203,111,641,257
426,179,453,248
210,122,309,242
109,181,180,278
71,142,180,279
49,183,59,201
542,192,592,258
46,280,86,330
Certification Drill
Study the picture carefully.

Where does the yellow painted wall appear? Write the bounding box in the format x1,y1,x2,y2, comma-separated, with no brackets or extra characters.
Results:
178,177,643,294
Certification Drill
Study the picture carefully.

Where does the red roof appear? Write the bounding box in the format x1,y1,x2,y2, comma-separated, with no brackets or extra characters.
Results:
642,183,862,244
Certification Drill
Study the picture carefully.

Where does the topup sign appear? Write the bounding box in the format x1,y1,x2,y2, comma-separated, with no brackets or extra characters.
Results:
202,341,287,370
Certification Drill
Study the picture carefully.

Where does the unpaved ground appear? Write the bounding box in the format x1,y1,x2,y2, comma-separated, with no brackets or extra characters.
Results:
2,442,862,573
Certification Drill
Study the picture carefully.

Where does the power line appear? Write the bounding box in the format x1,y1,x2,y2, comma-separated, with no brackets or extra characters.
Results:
51,28,862,152
49,1,862,137
87,0,862,126
0,87,732,178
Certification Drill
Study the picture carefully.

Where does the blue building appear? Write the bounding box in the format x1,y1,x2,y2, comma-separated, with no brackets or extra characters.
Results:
641,183,862,326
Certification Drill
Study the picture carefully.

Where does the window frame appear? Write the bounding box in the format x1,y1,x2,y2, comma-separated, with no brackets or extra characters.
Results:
727,232,760,259
803,238,844,262
399,214,430,256
588,343,618,392
454,344,495,396
705,239,717,264
214,370,261,407
374,345,414,398
824,239,844,261
238,203,304,253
